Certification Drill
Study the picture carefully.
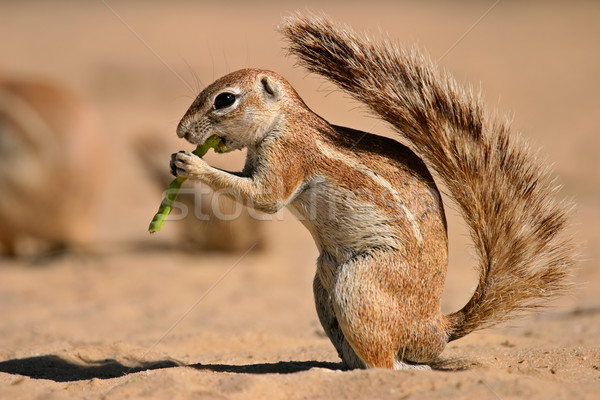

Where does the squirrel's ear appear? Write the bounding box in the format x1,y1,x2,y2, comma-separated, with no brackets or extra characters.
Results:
260,76,280,100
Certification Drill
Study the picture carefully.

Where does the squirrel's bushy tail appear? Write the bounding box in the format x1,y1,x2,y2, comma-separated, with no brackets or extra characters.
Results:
280,14,575,341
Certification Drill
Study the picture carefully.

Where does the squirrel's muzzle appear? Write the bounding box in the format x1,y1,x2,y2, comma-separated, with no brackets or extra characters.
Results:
176,117,212,146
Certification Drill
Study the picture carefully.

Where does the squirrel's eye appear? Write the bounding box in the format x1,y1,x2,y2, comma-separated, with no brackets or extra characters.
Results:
214,92,236,110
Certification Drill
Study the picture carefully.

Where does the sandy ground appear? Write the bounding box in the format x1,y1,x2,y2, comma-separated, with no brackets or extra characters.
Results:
1,1,599,399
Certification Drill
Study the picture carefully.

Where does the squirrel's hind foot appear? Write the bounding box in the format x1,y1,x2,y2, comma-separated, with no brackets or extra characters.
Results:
394,359,432,371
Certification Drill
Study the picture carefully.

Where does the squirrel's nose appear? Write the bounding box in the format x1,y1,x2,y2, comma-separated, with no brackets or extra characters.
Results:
178,129,194,143
176,121,188,138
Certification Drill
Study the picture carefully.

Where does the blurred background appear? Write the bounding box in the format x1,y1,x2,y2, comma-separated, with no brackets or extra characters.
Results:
0,0,599,396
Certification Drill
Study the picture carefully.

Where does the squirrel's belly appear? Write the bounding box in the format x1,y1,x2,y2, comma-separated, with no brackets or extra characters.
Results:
287,177,406,258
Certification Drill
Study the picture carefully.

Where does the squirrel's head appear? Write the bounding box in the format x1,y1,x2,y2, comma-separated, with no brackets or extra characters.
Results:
177,69,303,152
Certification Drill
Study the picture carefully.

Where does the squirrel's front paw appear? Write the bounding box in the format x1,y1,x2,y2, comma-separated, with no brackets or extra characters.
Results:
170,151,208,179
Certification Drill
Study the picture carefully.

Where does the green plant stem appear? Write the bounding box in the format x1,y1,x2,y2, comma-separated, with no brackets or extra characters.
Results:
148,135,225,233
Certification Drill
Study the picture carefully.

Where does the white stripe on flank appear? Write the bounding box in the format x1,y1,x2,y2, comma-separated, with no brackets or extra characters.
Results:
315,140,423,244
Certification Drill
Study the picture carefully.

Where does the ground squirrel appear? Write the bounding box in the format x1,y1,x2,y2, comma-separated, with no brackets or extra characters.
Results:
0,78,102,257
171,15,575,369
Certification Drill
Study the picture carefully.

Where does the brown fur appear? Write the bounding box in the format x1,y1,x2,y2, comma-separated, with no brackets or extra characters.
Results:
0,78,103,256
170,15,575,369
